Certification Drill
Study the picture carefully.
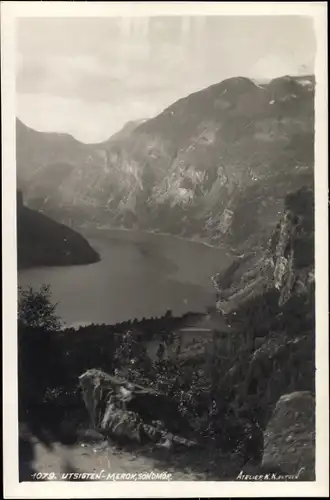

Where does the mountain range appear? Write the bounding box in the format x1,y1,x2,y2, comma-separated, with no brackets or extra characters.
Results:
16,74,314,251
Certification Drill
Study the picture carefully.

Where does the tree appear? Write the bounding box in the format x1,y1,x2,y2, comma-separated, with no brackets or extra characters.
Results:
17,285,67,424
18,284,62,331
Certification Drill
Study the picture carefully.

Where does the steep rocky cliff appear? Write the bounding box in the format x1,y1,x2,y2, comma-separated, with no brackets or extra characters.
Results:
16,74,314,249
213,186,314,310
208,186,315,468
17,191,100,269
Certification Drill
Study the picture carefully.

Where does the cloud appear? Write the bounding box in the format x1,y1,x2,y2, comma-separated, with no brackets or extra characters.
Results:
16,16,316,142
17,93,160,143
249,53,314,80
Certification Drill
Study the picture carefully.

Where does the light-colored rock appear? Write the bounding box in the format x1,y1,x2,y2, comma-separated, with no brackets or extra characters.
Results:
262,391,315,479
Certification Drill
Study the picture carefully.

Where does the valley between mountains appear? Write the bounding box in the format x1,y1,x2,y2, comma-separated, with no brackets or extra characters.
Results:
17,74,314,254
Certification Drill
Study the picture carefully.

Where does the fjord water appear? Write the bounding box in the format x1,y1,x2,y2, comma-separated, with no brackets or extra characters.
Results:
18,229,231,328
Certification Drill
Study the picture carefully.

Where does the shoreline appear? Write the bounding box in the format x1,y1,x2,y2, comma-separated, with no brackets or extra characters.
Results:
81,224,233,256
19,225,234,330
59,310,209,332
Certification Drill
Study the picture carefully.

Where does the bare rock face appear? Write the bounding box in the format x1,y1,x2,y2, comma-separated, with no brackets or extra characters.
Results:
262,391,315,480
270,187,314,306
212,187,314,313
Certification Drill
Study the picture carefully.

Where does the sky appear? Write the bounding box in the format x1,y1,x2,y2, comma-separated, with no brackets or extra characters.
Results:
16,16,316,143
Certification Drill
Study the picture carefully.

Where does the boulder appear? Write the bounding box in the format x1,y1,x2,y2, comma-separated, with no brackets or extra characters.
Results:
78,369,196,444
100,403,144,444
262,391,315,479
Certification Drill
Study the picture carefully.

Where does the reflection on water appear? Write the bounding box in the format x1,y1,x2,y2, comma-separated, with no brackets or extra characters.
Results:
18,229,231,327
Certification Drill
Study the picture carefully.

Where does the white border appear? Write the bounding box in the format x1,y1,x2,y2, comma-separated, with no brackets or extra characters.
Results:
2,2,328,498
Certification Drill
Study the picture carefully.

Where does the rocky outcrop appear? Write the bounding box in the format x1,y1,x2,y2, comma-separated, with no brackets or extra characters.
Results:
206,186,315,468
78,369,198,448
270,187,314,305
213,186,314,313
17,190,100,269
261,391,315,479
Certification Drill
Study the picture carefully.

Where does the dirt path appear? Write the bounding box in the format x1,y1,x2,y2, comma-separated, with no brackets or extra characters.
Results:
20,433,211,481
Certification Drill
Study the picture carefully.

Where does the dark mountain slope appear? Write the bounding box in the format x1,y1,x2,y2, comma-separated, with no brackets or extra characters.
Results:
17,191,100,269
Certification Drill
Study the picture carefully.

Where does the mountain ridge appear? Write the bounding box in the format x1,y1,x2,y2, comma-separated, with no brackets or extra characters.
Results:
16,74,314,252
17,191,100,269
